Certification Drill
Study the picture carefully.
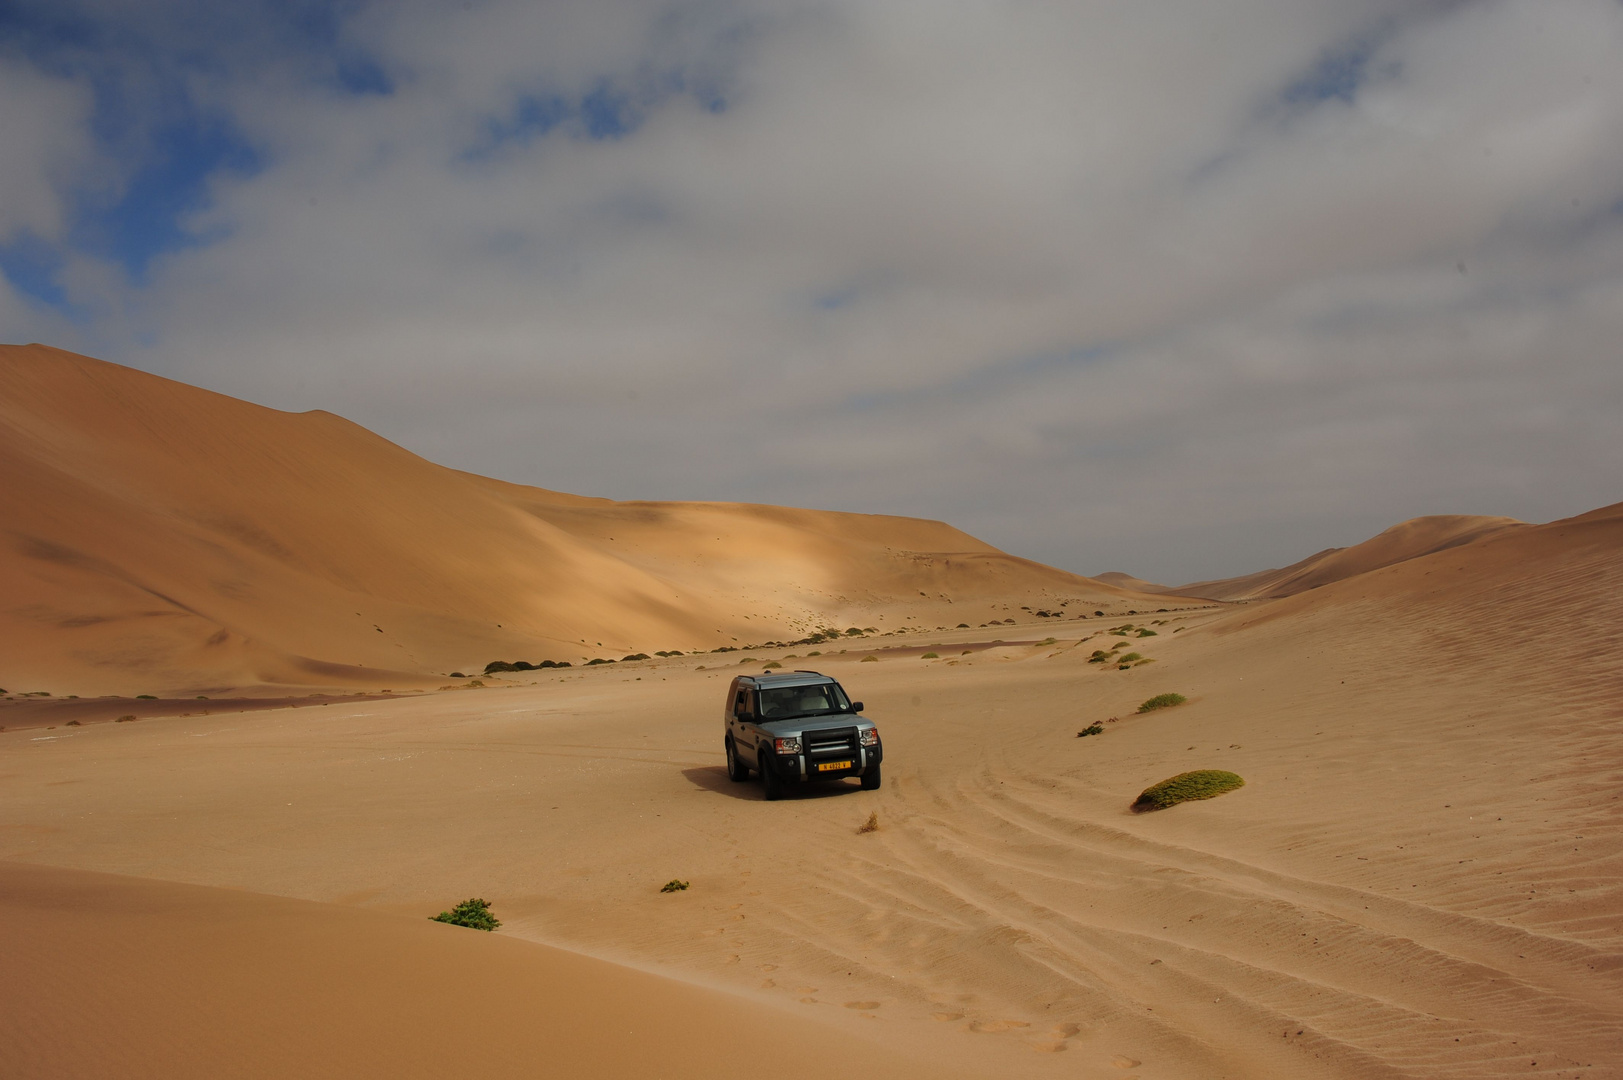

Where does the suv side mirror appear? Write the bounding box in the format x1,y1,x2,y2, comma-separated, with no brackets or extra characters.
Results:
850,701,864,713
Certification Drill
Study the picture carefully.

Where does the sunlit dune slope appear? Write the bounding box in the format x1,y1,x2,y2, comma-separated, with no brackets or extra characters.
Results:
1112,513,1527,601
0,861,963,1080
0,344,1177,695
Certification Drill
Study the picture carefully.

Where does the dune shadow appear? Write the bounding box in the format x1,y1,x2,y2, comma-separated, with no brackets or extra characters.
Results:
680,765,866,802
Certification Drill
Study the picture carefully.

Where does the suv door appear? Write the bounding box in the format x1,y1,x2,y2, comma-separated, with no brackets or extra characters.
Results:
727,683,757,762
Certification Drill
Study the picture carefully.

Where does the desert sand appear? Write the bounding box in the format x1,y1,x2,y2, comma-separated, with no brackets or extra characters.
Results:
3,346,1620,1079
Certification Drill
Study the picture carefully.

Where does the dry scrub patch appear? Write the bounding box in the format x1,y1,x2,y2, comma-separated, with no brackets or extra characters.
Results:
1132,770,1245,812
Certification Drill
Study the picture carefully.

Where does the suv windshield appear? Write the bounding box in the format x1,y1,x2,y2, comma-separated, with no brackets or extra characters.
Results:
757,682,851,720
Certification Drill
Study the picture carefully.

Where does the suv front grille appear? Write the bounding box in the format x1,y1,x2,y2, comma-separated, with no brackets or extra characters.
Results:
805,727,858,759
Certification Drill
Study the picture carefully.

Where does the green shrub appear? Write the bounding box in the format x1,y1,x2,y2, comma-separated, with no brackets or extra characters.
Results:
1038,637,1057,645
763,661,782,669
1137,693,1187,712
860,655,878,663
621,653,650,662
1076,724,1104,738
1088,651,1111,663
484,660,521,674
1118,652,1143,663
587,658,613,666
1132,770,1244,812
846,627,865,636
136,694,156,700
1136,629,1158,637
430,897,500,931
921,652,939,659
660,879,690,893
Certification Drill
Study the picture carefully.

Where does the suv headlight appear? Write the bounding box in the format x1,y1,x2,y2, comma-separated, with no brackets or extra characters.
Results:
859,727,879,747
773,736,802,755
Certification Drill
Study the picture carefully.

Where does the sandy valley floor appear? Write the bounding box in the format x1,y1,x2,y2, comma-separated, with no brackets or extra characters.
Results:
5,503,1621,1080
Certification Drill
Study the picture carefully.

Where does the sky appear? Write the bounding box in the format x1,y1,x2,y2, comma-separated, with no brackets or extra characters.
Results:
2,0,1621,583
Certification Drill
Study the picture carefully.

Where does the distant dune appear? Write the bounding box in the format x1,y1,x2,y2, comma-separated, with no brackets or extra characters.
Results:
0,344,1186,695
1100,513,1527,602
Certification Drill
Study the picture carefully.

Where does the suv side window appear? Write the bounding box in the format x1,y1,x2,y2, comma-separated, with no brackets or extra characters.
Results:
734,688,752,715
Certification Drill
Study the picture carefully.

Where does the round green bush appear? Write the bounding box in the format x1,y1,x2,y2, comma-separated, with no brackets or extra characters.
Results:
1137,692,1186,712
1132,770,1244,812
430,897,500,931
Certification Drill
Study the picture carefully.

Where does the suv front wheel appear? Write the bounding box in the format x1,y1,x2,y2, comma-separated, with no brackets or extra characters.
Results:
761,758,784,801
861,763,882,790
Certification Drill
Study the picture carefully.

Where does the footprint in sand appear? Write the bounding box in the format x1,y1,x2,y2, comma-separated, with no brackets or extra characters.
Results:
1032,1040,1068,1053
1111,1054,1143,1069
843,1001,880,1010
932,1013,964,1022
799,997,818,1004
1050,1023,1082,1038
968,1019,1030,1034
796,986,818,994
760,979,776,989
759,964,777,972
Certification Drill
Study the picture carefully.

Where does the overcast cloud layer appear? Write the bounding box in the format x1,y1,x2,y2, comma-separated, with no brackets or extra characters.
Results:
3,0,1621,582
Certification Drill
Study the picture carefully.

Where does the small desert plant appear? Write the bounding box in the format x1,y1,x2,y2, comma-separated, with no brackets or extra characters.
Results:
1136,629,1158,637
1088,650,1111,663
921,652,939,659
1118,652,1143,663
137,694,157,700
1076,724,1104,737
66,719,82,726
860,655,878,663
1137,693,1187,712
857,811,879,834
115,714,136,722
587,658,613,666
430,897,500,931
1132,770,1244,812
763,661,781,669
1038,637,1057,646
660,879,690,893
448,672,467,679
621,653,651,662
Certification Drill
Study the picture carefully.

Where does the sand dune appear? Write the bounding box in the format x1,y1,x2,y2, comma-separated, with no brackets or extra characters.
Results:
1102,513,1527,601
0,344,1187,697
5,497,1619,1078
0,861,969,1080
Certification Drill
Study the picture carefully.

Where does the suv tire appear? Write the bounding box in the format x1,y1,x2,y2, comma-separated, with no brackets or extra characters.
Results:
761,759,784,801
860,764,882,791
726,738,749,782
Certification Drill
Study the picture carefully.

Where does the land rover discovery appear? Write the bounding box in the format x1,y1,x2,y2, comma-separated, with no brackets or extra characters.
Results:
722,671,881,800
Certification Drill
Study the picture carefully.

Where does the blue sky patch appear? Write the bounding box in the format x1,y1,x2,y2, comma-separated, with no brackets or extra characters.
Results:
0,231,70,310
74,116,263,282
1284,43,1373,105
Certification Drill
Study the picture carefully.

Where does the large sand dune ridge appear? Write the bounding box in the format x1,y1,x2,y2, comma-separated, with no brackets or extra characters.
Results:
0,343,1182,696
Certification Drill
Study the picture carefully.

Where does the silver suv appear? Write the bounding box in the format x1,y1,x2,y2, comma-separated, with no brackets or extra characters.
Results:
723,671,882,800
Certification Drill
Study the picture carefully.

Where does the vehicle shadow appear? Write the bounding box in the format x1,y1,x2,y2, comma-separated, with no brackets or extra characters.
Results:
681,765,867,802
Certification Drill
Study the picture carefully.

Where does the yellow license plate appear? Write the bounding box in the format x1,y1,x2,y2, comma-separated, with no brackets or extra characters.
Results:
817,760,852,772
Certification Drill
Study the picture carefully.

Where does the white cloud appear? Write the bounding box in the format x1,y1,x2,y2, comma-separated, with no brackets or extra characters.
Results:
7,0,1623,581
